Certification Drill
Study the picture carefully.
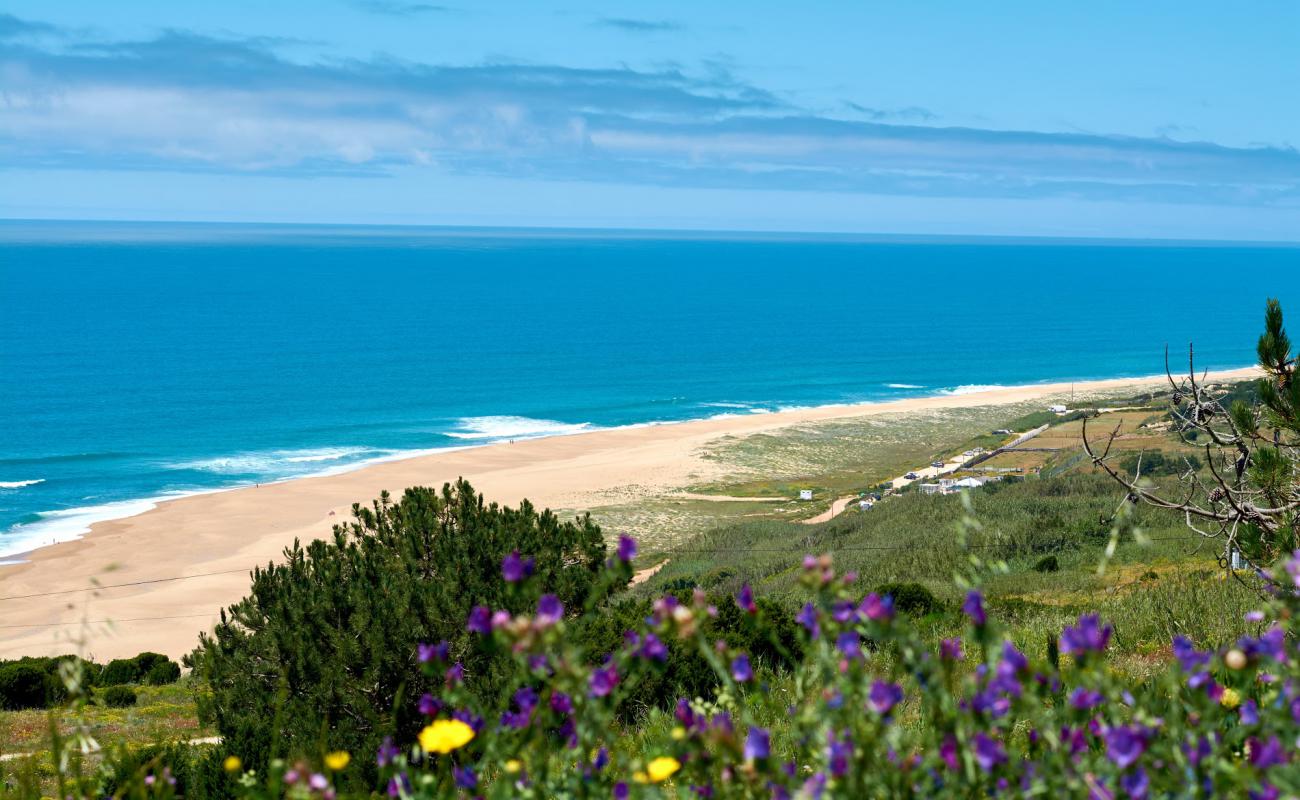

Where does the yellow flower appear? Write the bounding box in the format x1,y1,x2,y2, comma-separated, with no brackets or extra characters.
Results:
223,755,242,773
324,751,350,771
671,726,687,740
645,756,681,783
1220,688,1241,709
419,719,476,754
505,759,523,774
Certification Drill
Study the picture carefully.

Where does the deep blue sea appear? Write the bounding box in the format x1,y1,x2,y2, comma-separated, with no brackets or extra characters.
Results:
2,221,1298,559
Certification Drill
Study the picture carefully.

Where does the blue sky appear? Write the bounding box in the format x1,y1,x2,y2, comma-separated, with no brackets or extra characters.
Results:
1,1,1298,239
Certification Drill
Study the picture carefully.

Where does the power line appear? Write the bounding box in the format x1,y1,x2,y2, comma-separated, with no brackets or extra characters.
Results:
0,567,251,603
0,613,215,631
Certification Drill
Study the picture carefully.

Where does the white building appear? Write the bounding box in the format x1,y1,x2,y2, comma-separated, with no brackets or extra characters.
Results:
1048,404,1068,414
799,489,814,500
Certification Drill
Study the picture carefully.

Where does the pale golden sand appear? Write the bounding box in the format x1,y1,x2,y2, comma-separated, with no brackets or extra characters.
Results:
0,368,1257,660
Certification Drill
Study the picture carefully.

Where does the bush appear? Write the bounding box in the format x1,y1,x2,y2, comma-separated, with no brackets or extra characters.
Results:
99,658,141,687
1034,554,1060,573
876,581,941,616
191,479,611,780
0,663,48,710
145,659,182,685
102,685,137,708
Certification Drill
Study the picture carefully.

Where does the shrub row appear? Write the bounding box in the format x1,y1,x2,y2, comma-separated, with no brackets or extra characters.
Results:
0,651,182,711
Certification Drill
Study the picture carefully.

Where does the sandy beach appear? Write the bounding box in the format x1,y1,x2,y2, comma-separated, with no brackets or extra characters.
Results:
0,368,1257,660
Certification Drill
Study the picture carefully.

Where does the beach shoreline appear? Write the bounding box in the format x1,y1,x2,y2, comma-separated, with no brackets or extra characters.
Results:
0,367,1258,660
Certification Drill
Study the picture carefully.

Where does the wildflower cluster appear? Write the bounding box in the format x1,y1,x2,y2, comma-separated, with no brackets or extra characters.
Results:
225,541,1300,797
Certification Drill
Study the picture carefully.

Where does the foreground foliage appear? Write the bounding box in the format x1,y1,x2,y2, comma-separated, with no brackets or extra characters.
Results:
189,479,608,780
193,538,1296,798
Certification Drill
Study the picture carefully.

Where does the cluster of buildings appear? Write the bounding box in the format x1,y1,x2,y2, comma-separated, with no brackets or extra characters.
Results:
918,475,1001,495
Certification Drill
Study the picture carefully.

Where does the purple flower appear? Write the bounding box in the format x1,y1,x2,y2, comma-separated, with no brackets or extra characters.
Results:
836,631,863,661
308,774,328,791
940,637,963,661
387,773,411,797
417,640,449,663
868,681,904,715
1069,688,1103,710
453,707,485,733
744,726,771,760
1241,700,1260,726
676,698,701,730
1250,736,1286,769
731,654,754,682
1240,626,1287,662
536,594,564,626
1103,725,1148,770
418,692,442,717
452,765,476,790
550,691,573,715
589,664,618,697
962,591,987,626
1184,735,1212,766
832,600,856,623
593,747,609,771
501,550,535,582
1172,636,1211,672
467,605,492,635
1060,613,1113,655
736,584,756,613
501,686,540,729
796,602,820,639
613,782,629,800
972,732,1006,771
376,736,399,768
939,735,958,770
445,662,464,685
617,535,638,562
1120,767,1149,800
639,632,668,662
828,732,852,777
860,592,894,622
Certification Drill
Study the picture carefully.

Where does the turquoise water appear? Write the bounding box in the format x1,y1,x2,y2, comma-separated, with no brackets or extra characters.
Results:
1,221,1297,558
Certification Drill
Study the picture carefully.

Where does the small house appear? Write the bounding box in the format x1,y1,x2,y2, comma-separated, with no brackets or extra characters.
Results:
799,489,814,501
919,483,943,495
1048,404,1068,414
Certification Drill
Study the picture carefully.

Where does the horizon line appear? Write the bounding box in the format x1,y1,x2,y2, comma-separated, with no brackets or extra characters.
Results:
2,217,1299,248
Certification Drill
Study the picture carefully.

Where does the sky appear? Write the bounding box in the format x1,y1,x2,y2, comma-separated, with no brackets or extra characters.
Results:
1,2,1298,240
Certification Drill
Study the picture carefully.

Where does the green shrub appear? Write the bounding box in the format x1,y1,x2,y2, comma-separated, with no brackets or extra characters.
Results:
99,657,141,687
0,663,48,710
191,479,611,781
876,581,941,616
102,685,137,708
1033,554,1060,573
145,659,182,685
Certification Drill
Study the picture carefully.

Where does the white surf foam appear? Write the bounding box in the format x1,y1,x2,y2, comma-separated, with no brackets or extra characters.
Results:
885,383,925,389
0,479,44,489
0,497,162,559
170,447,373,474
938,384,1013,396
444,416,594,441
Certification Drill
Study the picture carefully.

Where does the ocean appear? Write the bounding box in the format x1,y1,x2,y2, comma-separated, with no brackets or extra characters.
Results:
1,221,1297,559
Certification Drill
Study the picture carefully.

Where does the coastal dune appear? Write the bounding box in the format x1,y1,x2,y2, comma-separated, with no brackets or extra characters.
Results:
0,369,1257,660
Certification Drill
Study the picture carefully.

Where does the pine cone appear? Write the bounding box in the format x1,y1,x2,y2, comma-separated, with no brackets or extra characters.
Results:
1209,487,1225,503
1172,391,1184,406
1127,492,1140,504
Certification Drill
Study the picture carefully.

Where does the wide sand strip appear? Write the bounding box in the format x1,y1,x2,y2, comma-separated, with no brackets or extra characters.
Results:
0,368,1257,660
